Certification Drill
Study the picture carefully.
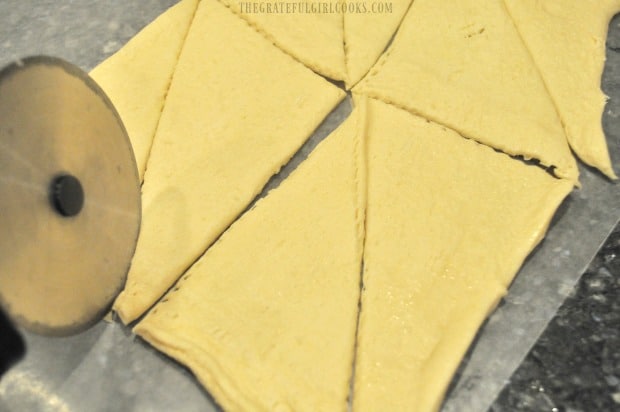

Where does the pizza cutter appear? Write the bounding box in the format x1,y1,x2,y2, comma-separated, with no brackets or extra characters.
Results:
0,56,141,373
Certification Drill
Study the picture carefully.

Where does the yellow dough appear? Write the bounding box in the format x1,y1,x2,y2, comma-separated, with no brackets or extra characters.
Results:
90,0,199,181
355,0,579,181
504,0,619,179
219,0,347,80
344,0,413,88
83,0,617,409
113,0,345,323
135,101,367,411
352,98,573,411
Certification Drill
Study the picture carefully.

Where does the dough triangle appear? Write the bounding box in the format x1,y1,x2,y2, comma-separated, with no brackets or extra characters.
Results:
113,0,345,323
352,98,573,411
355,0,579,181
504,0,619,179
218,0,347,80
344,0,413,88
135,101,366,411
90,0,199,181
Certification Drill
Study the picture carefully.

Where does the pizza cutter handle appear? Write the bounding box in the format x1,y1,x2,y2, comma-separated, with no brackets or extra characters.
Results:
0,306,25,377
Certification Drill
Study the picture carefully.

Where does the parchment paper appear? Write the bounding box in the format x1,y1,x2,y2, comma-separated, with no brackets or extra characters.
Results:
0,2,618,411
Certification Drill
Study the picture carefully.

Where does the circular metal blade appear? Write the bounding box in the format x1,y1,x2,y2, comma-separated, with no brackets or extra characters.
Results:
0,56,141,336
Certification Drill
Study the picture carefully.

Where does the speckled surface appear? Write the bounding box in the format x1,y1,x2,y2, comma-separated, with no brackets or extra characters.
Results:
490,222,620,412
0,0,177,71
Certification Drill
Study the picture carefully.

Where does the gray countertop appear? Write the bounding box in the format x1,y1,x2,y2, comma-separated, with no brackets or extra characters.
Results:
0,1,619,411
490,223,620,411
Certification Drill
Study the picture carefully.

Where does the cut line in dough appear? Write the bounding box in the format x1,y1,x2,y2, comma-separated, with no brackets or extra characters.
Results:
503,0,619,179
90,0,199,181
355,0,579,182
352,97,574,411
135,99,367,411
113,0,345,324
343,0,413,88
218,0,347,81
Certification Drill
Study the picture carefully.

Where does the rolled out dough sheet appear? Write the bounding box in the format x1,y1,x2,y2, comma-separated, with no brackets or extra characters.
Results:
503,0,619,179
90,0,199,181
135,101,367,411
113,0,345,323
219,0,347,81
354,0,579,181
219,0,415,87
344,0,412,88
352,98,574,411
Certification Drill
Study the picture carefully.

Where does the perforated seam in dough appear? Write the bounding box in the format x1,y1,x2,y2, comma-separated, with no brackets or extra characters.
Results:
501,0,617,181
216,0,347,81
364,94,566,180
353,5,402,90
342,4,350,83
352,96,368,253
347,0,416,90
499,0,577,168
149,99,351,303
354,1,577,183
140,0,201,186
346,95,369,410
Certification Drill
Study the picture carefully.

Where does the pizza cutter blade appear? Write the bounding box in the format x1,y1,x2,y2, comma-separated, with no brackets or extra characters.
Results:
0,56,141,336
